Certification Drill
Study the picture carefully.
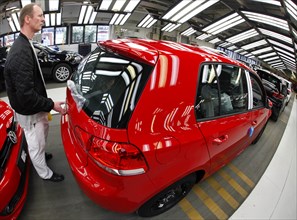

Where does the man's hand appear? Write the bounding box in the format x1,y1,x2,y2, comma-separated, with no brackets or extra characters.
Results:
53,101,66,114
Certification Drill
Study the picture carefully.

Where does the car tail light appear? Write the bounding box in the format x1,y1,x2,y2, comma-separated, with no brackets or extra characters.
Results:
75,127,148,176
272,91,284,99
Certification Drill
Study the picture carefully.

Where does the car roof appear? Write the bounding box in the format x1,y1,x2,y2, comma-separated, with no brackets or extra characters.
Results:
99,38,250,69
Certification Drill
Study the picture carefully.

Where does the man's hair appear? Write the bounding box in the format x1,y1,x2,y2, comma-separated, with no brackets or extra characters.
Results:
19,3,38,27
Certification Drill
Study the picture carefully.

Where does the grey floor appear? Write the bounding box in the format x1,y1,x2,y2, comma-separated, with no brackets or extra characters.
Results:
1,82,292,220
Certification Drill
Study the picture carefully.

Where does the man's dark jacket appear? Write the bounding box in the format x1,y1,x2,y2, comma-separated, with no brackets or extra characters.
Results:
4,32,54,115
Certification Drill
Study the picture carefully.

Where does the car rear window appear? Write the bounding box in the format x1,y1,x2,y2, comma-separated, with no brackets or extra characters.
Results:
71,46,153,128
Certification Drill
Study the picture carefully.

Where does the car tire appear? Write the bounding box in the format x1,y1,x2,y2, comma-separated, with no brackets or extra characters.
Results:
137,173,196,217
52,63,72,83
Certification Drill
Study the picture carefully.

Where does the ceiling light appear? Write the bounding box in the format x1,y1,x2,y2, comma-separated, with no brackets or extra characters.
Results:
284,0,297,21
7,17,17,32
239,51,248,55
196,33,212,40
226,29,258,44
209,38,221,44
242,39,267,50
219,42,232,47
203,13,245,35
98,0,140,13
251,47,273,55
268,39,294,52
234,48,244,53
242,11,289,31
181,27,196,36
11,12,20,31
78,4,97,25
263,56,279,62
274,47,295,58
250,0,281,6
227,45,237,50
49,0,60,11
162,0,219,24
109,13,131,25
258,52,277,59
137,14,157,28
161,23,181,32
258,28,293,44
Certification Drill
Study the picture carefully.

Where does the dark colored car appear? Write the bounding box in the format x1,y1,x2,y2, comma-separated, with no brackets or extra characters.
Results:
61,39,271,217
0,99,30,220
33,42,83,82
256,69,287,121
0,42,83,90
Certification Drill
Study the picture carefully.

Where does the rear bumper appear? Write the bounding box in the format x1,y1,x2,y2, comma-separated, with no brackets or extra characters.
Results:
0,129,30,220
61,114,156,214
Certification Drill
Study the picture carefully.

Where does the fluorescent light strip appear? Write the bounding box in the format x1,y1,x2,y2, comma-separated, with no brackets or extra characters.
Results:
240,51,248,55
138,15,151,27
83,6,93,24
278,54,295,63
161,23,174,32
203,12,239,32
274,47,295,58
7,17,17,32
100,0,112,10
57,12,62,25
89,11,97,24
50,13,56,26
258,52,277,58
119,13,131,25
251,47,273,55
211,18,245,35
250,0,281,6
226,29,258,44
109,13,119,25
285,0,297,21
268,39,294,52
167,24,181,32
114,14,125,25
267,60,282,64
11,13,20,31
228,45,237,50
146,19,157,28
259,28,292,44
219,42,232,47
78,5,87,24
209,38,221,44
234,48,244,53
181,27,196,36
242,39,267,50
143,17,154,27
112,0,126,11
162,1,190,20
45,14,50,26
196,33,212,40
179,0,219,23
171,0,204,22
263,56,279,62
124,0,140,12
49,0,59,11
243,11,289,31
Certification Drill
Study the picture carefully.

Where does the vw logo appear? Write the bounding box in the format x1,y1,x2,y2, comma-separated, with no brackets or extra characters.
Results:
8,131,17,144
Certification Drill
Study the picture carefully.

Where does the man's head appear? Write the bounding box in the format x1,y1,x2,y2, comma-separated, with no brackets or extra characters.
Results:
19,3,44,34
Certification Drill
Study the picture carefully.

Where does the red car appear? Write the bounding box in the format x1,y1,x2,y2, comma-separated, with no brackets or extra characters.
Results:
0,100,30,220
61,39,271,217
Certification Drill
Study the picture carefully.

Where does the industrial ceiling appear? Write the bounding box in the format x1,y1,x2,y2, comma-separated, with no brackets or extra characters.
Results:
0,0,296,79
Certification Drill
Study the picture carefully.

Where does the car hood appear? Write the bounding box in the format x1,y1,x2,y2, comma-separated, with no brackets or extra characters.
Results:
0,100,14,149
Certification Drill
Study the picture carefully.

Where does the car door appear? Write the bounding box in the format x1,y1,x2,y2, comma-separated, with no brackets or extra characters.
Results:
195,63,251,171
247,71,269,143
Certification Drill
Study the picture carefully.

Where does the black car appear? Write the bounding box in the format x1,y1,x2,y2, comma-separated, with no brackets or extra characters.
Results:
33,42,83,82
256,69,287,121
0,42,83,91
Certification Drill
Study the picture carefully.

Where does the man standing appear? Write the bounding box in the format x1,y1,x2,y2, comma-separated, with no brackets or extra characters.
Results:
4,3,65,182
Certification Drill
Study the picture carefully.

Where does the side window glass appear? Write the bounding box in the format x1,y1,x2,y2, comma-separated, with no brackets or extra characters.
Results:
218,66,248,115
195,64,220,119
250,74,265,108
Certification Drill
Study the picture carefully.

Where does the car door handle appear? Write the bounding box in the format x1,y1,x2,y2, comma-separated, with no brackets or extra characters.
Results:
213,135,229,144
252,120,257,125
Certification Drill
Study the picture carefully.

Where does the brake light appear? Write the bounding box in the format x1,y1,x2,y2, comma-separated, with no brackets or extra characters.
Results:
272,91,284,99
89,137,148,176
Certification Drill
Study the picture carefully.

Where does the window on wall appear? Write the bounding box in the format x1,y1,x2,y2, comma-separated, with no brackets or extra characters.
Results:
97,26,109,41
42,27,55,46
56,27,67,44
72,26,84,43
85,25,97,43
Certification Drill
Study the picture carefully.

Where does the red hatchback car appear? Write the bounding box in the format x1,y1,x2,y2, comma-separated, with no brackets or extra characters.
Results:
0,100,30,220
61,39,271,217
